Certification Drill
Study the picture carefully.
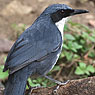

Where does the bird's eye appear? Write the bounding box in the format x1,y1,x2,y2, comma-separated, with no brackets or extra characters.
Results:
61,10,64,13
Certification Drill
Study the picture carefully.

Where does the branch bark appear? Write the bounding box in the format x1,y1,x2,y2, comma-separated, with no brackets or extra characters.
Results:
1,76,95,95
31,76,95,95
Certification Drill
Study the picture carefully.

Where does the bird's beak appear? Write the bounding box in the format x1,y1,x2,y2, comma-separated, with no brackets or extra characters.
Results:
71,9,89,16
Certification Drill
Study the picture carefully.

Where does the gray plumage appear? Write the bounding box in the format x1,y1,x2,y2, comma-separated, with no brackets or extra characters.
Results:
3,4,88,95
4,14,62,74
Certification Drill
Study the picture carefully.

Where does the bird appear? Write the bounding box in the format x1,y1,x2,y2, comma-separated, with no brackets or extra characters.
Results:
3,4,89,95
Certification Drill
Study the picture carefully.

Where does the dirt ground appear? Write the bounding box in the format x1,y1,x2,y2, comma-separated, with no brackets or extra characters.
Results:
0,0,95,39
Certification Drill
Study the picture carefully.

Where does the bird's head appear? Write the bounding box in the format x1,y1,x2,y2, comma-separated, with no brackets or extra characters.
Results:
42,4,89,23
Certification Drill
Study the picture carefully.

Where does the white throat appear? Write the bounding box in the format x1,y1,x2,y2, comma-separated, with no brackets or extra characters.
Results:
55,18,68,39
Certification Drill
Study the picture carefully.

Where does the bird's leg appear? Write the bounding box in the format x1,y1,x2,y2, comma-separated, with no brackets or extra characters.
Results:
43,75,69,94
44,75,69,85
30,85,43,93
53,80,69,94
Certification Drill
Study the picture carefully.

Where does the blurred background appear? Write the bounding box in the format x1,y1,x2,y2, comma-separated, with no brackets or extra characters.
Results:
0,0,95,90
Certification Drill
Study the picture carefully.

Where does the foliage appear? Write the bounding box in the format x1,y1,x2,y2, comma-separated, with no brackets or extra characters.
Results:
60,20,95,77
0,56,8,80
0,65,8,80
0,20,95,87
75,62,95,75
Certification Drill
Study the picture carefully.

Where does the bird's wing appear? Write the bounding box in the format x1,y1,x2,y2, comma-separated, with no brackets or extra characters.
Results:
3,24,62,74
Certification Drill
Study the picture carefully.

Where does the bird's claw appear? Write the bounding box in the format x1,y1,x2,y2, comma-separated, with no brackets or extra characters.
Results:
31,85,42,92
53,85,60,95
53,80,70,95
58,80,70,85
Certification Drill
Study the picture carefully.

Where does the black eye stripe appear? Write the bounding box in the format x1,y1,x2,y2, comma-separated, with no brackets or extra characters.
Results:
65,9,74,13
51,9,74,23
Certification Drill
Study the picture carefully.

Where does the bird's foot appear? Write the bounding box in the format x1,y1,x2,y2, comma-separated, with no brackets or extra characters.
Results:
31,85,42,91
26,85,41,95
53,80,70,95
43,75,69,94
30,85,43,94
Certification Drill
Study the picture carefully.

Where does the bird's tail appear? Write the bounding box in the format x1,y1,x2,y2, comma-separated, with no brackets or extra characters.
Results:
4,67,29,95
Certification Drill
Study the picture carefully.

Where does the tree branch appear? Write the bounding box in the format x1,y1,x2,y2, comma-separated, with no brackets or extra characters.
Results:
31,76,95,95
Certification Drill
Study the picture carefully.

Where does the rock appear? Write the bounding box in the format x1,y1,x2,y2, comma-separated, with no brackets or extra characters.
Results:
1,0,33,16
86,14,94,19
88,20,95,27
0,39,14,53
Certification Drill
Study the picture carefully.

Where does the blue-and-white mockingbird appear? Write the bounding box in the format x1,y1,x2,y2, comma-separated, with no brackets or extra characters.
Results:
3,4,88,95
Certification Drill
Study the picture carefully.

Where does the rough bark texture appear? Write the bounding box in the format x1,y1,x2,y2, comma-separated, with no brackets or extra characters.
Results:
0,76,95,95
31,76,95,95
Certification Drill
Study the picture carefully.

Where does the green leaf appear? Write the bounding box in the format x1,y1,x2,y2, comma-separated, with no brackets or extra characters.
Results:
73,54,80,59
80,39,85,44
28,78,33,85
75,67,85,75
59,53,65,58
82,32,89,39
28,78,40,87
63,44,69,49
4,56,7,62
89,37,95,42
52,66,60,71
67,41,77,52
88,52,95,58
0,65,8,79
86,65,95,73
67,41,73,48
73,42,82,49
78,62,86,69
64,24,68,31
85,70,90,75
67,41,82,52
71,48,77,52
64,51,73,61
64,34,75,40
42,82,47,87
